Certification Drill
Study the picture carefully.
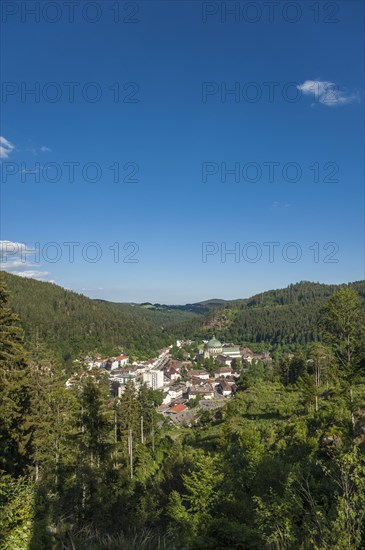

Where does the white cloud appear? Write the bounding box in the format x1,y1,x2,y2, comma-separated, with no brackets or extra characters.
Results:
2,258,36,269
0,240,36,265
0,136,15,159
297,80,360,107
0,240,51,282
25,145,52,155
0,139,51,159
11,270,49,280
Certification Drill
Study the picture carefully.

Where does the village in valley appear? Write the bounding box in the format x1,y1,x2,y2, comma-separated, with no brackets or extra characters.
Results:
66,337,272,425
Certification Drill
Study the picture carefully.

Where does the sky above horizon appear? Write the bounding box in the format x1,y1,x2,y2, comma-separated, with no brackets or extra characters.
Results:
1,0,364,303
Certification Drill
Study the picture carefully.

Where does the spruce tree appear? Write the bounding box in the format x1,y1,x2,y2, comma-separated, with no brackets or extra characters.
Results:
0,273,31,475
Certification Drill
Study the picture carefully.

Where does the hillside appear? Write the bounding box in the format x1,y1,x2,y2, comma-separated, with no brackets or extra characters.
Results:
175,280,365,349
4,273,365,367
2,272,172,367
2,274,365,549
101,297,245,321
2,272,245,367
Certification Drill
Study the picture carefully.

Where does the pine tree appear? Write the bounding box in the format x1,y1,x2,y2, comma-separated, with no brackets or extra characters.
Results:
321,288,364,376
0,273,31,475
28,354,77,487
118,380,139,478
321,288,365,427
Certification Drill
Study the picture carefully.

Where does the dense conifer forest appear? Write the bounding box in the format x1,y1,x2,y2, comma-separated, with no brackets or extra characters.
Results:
4,272,365,365
1,272,365,548
176,280,365,350
2,272,175,367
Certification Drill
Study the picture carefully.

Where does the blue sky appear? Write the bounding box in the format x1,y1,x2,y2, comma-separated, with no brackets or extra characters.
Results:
1,0,364,303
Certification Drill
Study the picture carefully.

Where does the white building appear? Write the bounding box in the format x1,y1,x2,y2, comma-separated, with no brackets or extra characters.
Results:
92,355,129,370
143,369,164,390
188,383,215,400
110,355,129,369
168,383,186,400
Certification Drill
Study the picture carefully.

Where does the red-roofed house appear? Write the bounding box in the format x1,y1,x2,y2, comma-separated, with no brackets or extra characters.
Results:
169,404,187,414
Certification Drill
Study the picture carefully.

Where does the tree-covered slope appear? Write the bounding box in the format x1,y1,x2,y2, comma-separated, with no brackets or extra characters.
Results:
2,272,172,366
175,280,365,348
1,278,365,549
4,273,365,366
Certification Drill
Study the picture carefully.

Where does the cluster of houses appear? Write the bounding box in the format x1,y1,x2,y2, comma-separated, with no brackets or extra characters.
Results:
161,360,238,404
66,338,271,417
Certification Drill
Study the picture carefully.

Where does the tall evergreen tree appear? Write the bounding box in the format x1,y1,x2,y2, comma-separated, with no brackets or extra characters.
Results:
0,273,31,475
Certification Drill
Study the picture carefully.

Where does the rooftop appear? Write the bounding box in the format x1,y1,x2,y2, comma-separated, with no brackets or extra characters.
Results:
169,404,187,413
206,336,222,348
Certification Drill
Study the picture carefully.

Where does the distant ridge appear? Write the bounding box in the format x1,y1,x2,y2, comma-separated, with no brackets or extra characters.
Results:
3,271,365,364
173,280,365,348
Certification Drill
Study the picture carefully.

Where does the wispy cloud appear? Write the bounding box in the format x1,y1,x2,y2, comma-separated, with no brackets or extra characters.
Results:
271,201,291,209
1,240,36,269
297,80,360,107
11,270,50,280
0,139,52,159
26,145,52,155
0,136,15,159
0,240,51,282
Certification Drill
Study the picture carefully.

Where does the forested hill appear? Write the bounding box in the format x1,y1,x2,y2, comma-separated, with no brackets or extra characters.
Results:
3,273,239,366
4,272,365,365
2,272,173,367
175,280,365,348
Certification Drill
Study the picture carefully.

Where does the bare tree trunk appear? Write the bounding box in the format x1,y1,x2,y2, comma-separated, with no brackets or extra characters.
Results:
55,452,59,486
129,428,133,479
151,424,155,461
141,415,144,444
350,387,355,429
82,482,86,510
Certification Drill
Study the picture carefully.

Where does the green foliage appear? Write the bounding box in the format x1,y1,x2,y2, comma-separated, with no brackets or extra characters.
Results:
0,475,34,549
1,275,365,549
177,280,365,350
3,272,172,368
0,273,31,476
321,287,365,376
